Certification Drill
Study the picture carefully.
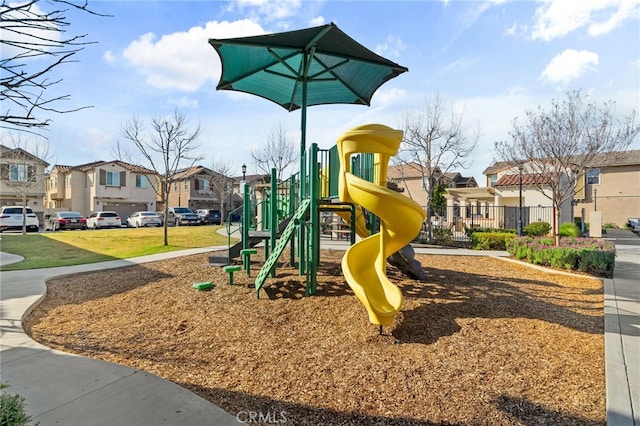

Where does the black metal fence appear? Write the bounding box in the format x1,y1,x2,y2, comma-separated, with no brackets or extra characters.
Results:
422,205,555,244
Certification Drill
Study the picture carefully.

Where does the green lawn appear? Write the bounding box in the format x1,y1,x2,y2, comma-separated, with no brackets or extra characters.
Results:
0,226,234,271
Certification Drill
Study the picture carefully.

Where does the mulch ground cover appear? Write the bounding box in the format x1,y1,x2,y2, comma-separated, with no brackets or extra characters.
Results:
25,249,605,425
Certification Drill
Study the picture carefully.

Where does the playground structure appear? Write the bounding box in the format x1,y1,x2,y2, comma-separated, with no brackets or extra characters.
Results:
212,124,425,326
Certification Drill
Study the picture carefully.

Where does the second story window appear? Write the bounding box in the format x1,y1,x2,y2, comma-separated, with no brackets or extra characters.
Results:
489,174,497,187
586,168,600,185
99,169,125,187
135,174,147,188
8,164,32,182
106,171,120,186
184,180,188,190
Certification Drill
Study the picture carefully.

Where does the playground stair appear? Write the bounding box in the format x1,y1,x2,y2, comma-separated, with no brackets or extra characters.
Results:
254,199,311,297
208,218,294,266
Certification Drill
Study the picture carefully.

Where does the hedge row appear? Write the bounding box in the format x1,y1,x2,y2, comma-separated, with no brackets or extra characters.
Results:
505,236,615,277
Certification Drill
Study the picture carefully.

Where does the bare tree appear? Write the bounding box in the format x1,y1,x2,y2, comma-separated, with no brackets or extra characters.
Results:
0,132,52,234
494,89,639,244
1,0,106,132
210,158,234,220
250,123,297,181
397,93,479,241
121,109,203,246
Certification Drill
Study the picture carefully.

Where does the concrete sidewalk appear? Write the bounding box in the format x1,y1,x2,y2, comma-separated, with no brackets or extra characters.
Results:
602,229,639,426
1,247,239,426
1,232,638,425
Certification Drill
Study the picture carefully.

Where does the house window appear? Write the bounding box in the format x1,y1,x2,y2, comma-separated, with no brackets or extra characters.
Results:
199,178,209,191
489,174,497,187
135,175,147,188
184,180,188,190
174,182,178,191
106,171,120,186
586,169,600,185
9,164,29,182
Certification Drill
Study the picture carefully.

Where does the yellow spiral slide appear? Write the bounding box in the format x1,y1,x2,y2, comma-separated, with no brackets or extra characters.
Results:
337,124,426,326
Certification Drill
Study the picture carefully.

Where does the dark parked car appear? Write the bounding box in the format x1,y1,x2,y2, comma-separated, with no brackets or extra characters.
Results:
44,212,87,231
196,209,222,225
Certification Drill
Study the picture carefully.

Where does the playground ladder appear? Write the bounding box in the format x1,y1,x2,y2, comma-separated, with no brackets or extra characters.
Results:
254,198,310,297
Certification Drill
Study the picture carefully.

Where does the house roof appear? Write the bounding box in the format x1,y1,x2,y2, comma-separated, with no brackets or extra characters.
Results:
583,149,640,167
494,173,553,187
484,150,640,175
52,160,155,175
387,162,424,179
0,144,50,166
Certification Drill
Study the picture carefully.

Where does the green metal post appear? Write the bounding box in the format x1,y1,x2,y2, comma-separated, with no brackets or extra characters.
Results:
261,189,269,259
298,166,306,277
242,182,250,252
307,143,319,295
289,174,296,267
269,168,278,277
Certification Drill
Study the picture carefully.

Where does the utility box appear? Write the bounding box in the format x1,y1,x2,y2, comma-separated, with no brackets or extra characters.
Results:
589,211,602,238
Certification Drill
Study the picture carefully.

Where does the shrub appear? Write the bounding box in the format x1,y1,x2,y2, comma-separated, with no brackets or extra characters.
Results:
523,221,551,237
603,223,619,229
506,236,615,277
471,232,516,250
559,222,581,237
433,227,453,245
0,383,36,426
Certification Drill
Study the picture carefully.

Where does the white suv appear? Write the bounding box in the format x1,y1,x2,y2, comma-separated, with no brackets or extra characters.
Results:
86,211,122,229
0,206,40,233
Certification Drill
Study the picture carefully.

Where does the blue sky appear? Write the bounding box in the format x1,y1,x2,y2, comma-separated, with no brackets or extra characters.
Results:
3,0,639,184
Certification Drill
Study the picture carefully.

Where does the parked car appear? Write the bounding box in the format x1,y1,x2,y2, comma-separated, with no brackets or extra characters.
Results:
0,206,39,233
166,207,200,226
195,209,222,225
628,217,640,233
44,212,87,231
127,211,162,228
86,211,122,229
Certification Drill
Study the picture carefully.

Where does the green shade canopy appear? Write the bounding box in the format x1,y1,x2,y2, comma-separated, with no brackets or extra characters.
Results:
209,23,408,196
209,23,408,112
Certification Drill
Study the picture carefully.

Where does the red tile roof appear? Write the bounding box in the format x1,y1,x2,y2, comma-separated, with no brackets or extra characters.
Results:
495,173,552,186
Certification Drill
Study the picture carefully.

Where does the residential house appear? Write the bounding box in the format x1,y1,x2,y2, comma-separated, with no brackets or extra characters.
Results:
572,150,640,227
45,160,158,221
162,166,235,213
447,149,640,231
0,144,49,222
386,162,478,209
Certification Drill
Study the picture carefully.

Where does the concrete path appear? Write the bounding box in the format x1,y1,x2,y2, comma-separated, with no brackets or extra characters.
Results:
602,229,640,426
1,247,239,426
1,231,638,425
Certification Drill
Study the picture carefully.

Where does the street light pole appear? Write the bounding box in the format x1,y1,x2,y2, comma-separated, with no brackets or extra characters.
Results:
518,165,523,237
242,163,247,181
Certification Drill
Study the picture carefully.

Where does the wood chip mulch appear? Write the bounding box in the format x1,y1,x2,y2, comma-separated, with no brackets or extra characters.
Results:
24,249,605,426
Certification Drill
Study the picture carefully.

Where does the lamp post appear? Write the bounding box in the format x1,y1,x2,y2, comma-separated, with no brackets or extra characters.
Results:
518,165,523,237
242,163,247,181
594,188,597,211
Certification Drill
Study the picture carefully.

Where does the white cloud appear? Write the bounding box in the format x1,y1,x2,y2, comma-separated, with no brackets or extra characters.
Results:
540,49,599,85
375,35,407,59
308,16,326,27
122,20,265,92
103,50,116,64
531,0,640,41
